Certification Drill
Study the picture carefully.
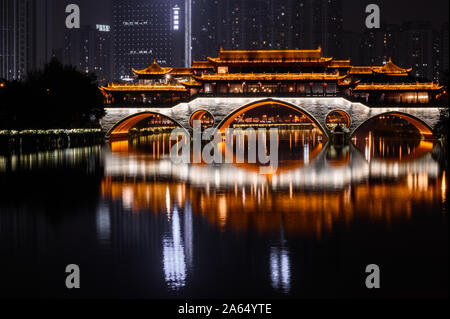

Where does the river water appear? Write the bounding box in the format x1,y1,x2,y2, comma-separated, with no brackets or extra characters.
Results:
0,130,447,298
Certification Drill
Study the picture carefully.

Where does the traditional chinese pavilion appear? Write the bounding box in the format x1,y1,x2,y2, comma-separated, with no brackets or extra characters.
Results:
101,47,444,107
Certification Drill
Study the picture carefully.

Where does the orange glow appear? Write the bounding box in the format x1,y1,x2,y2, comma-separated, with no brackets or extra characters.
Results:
107,113,181,139
217,101,325,134
442,171,447,205
132,59,172,75
193,73,347,81
111,139,130,153
208,46,333,66
354,112,434,137
102,83,188,92
354,82,442,91
355,136,435,162
189,110,214,127
326,110,351,129
101,177,440,238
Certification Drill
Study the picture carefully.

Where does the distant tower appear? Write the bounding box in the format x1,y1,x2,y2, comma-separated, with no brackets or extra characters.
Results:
0,0,35,80
185,0,192,67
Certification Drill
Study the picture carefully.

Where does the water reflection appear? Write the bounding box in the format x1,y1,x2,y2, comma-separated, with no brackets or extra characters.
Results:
270,228,291,294
163,207,187,290
102,131,445,240
96,203,111,245
0,146,102,172
353,133,434,162
0,129,447,298
270,246,291,294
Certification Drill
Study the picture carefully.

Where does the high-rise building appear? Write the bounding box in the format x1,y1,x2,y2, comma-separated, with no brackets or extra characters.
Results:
192,0,343,60
64,24,113,84
440,22,449,81
359,24,401,66
184,0,192,67
0,0,68,80
305,0,343,58
432,29,442,82
0,0,35,80
341,31,361,65
112,0,185,81
192,0,219,61
400,21,434,80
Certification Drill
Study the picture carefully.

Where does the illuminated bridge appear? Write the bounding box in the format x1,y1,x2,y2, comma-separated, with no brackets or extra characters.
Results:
101,97,441,139
100,48,445,139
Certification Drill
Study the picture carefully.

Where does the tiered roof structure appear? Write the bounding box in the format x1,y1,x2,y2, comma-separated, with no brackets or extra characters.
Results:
101,47,444,106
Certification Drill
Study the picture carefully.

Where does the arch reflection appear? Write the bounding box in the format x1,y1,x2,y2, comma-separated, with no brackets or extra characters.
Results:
102,136,442,238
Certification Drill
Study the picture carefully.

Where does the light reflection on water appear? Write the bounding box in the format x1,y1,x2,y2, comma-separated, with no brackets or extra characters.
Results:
270,246,291,294
0,129,447,298
163,207,187,290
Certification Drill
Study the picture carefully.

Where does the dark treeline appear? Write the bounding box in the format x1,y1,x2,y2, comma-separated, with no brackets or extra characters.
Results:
0,59,105,130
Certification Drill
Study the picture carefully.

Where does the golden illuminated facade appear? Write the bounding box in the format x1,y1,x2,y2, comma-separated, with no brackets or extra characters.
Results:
101,47,445,107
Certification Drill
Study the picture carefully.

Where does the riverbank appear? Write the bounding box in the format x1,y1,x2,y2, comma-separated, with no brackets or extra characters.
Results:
0,129,105,154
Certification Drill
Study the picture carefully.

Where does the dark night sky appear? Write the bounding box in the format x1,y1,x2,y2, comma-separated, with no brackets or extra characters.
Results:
61,0,449,31
343,0,449,31
53,0,449,48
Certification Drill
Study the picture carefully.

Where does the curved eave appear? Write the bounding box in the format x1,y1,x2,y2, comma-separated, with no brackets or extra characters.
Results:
101,85,188,92
372,69,412,76
191,60,214,69
354,83,443,91
193,73,347,81
328,60,352,68
169,68,193,76
207,57,333,66
132,67,173,76
350,71,373,75
169,72,193,76
181,81,202,87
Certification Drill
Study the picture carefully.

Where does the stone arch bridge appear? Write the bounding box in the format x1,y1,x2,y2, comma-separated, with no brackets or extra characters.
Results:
100,97,441,139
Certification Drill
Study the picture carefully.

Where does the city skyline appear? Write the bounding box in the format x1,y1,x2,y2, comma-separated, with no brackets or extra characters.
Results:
0,0,448,305
1,0,448,82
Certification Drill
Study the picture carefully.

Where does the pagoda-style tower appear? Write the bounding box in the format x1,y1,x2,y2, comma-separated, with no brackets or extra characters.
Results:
101,48,445,107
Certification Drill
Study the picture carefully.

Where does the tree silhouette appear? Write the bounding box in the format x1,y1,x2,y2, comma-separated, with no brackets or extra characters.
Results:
0,58,105,130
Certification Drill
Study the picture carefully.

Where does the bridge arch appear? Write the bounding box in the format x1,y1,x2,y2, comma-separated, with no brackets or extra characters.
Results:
325,109,351,130
106,111,186,139
189,109,215,128
215,99,328,135
351,111,434,137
